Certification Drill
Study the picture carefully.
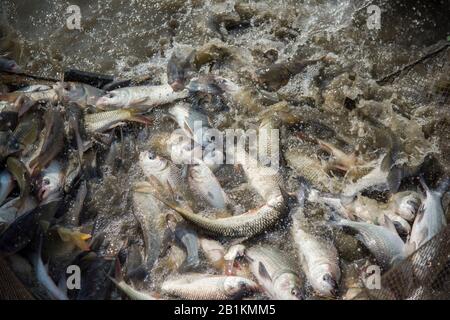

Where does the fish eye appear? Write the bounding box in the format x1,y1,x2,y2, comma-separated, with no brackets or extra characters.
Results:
42,178,50,185
147,152,156,160
291,288,300,297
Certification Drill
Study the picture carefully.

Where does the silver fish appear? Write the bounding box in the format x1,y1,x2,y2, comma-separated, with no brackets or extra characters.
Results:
292,224,340,298
333,215,406,269
0,169,14,206
245,246,304,300
408,177,449,253
161,273,259,300
96,84,189,110
30,235,69,300
188,160,229,210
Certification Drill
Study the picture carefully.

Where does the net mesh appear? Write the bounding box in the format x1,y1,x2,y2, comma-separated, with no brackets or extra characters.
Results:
354,225,450,300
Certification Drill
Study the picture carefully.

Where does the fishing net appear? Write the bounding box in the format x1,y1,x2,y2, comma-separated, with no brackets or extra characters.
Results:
354,224,450,300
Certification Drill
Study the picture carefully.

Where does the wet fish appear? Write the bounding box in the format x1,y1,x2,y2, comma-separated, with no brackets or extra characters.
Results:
30,234,69,300
95,84,190,110
254,55,326,91
235,148,283,201
199,238,225,271
188,160,229,210
0,100,19,132
138,150,189,198
167,49,197,91
407,177,449,253
158,193,287,238
84,108,151,133
166,214,200,271
54,81,105,108
168,102,212,147
389,191,421,222
28,109,64,175
0,57,21,73
331,214,406,269
6,157,31,203
161,273,259,300
7,113,39,156
245,246,304,300
292,219,340,298
132,182,169,271
37,161,65,204
285,149,339,193
308,188,412,234
0,169,14,205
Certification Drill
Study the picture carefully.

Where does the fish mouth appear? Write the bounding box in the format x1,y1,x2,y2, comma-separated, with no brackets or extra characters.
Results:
38,186,49,201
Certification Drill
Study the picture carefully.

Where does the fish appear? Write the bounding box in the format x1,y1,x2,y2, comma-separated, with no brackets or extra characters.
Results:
234,148,283,202
15,85,52,93
161,273,259,300
291,220,340,298
331,214,406,269
308,188,412,235
0,169,14,205
29,234,69,300
407,177,449,253
199,238,225,271
245,246,304,300
188,160,229,210
0,199,61,255
54,81,105,108
166,214,200,271
95,84,190,110
157,192,287,238
389,191,421,222
254,55,328,91
167,49,197,91
0,57,21,73
6,157,31,204
0,100,19,132
187,75,262,113
7,113,39,156
285,149,339,193
168,102,213,147
61,180,87,227
132,181,169,271
84,108,151,133
28,109,64,175
138,151,189,198
37,160,65,204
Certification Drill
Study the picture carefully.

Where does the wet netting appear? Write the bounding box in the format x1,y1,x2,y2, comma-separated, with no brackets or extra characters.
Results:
354,225,450,300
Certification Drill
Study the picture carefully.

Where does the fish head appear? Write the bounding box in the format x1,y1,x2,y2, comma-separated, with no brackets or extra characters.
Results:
310,270,339,298
393,192,421,221
223,276,258,297
37,161,64,201
139,150,167,175
273,273,304,300
0,58,21,73
96,91,125,109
